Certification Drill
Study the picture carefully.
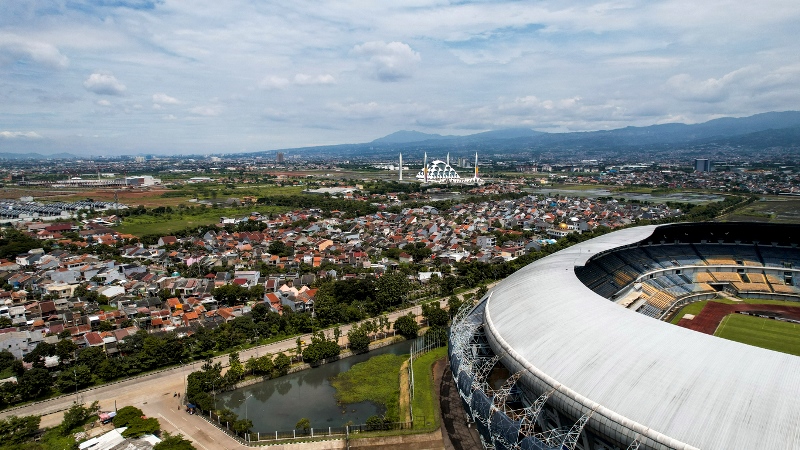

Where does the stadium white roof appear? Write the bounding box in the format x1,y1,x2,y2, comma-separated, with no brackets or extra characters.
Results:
485,225,800,449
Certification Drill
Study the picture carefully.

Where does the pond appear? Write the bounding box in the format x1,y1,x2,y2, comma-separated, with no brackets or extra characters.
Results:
214,339,414,433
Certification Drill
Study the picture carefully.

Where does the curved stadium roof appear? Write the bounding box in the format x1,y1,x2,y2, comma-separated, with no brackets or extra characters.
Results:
484,224,800,449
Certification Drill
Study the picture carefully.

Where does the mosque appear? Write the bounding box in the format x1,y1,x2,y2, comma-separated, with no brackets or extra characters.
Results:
400,152,483,184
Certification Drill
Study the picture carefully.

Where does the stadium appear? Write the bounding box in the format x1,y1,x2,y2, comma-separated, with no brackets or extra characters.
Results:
449,222,800,450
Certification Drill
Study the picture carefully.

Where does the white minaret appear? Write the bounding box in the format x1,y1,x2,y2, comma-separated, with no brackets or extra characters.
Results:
399,153,403,181
424,152,428,183
474,152,479,179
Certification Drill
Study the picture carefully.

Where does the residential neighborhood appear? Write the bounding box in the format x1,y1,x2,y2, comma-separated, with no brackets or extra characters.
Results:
0,189,685,369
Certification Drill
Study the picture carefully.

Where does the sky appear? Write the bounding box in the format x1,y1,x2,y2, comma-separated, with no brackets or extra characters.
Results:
1,0,799,155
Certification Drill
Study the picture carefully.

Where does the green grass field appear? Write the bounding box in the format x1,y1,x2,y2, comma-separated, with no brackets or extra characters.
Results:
715,314,800,356
330,353,406,422
117,205,290,236
410,346,447,430
671,298,800,324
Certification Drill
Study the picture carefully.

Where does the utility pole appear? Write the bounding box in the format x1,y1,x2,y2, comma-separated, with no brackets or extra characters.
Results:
74,368,78,404
243,393,253,421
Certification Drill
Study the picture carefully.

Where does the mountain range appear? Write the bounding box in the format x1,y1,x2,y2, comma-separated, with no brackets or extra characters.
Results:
243,110,800,159
369,111,800,146
2,111,800,159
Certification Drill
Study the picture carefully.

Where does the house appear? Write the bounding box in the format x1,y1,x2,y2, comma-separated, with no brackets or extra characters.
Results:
157,236,178,247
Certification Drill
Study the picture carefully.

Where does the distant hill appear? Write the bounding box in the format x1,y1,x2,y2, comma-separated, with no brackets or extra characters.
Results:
371,130,453,144
227,110,800,160
0,152,79,160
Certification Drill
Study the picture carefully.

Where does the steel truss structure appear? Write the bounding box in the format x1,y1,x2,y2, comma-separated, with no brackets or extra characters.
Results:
450,300,595,450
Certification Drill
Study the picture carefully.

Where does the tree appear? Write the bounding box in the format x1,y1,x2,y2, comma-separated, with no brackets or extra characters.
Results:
55,364,93,393
393,313,419,339
232,419,253,434
475,285,488,300
302,331,340,365
365,414,390,431
422,303,449,328
23,341,55,366
347,324,370,353
154,432,197,450
122,417,160,438
18,367,52,399
0,414,41,445
268,240,293,257
77,346,106,368
251,355,274,376
212,284,247,306
226,352,244,382
113,406,145,428
217,408,238,425
0,316,11,329
374,273,411,313
55,338,78,366
60,401,99,436
295,417,311,434
0,350,14,373
272,352,290,377
114,405,160,438
447,295,464,319
96,358,121,382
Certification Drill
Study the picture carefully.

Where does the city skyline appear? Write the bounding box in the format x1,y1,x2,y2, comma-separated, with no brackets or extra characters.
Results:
1,1,799,155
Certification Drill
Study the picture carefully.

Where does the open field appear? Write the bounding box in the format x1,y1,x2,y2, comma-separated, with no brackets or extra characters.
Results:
1,184,307,208
410,347,447,431
718,196,800,224
117,205,290,236
715,314,800,356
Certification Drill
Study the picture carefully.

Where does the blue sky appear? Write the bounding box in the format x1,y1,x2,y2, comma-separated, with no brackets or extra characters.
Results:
1,0,799,155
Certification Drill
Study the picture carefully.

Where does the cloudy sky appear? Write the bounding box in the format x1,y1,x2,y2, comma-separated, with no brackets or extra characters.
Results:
1,0,799,155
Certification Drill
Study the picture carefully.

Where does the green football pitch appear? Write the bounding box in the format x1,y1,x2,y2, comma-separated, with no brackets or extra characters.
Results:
715,314,800,357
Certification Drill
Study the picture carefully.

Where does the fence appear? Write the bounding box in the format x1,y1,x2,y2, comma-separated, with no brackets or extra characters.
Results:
199,408,413,445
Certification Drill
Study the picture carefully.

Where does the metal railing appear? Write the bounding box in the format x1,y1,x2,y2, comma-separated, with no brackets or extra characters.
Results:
198,408,414,445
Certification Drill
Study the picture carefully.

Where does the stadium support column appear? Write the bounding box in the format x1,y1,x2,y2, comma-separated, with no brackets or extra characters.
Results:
474,152,479,179
447,152,450,167
561,411,595,450
399,153,403,181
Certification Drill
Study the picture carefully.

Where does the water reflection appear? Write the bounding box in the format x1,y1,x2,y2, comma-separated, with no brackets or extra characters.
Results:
215,339,414,432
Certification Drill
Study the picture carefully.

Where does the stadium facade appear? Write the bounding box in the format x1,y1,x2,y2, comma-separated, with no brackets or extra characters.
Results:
449,222,800,450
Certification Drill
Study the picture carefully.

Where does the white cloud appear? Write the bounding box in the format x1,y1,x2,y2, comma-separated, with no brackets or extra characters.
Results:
0,131,42,139
152,93,180,105
352,41,421,81
2,0,800,153
84,72,127,96
260,76,291,90
666,66,758,103
293,73,336,86
189,105,222,116
0,34,69,69
260,74,336,89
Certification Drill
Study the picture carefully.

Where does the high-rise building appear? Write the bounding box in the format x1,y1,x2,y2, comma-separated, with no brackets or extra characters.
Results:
694,158,711,172
277,152,285,164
